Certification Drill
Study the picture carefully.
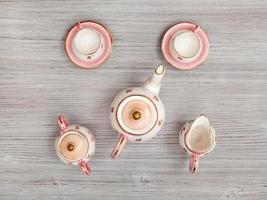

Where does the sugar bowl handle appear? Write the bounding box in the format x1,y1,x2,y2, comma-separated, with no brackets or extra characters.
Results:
80,161,91,176
57,115,69,131
189,154,199,173
111,135,127,159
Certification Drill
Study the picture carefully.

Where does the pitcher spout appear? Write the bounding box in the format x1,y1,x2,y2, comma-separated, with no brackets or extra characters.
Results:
143,65,165,96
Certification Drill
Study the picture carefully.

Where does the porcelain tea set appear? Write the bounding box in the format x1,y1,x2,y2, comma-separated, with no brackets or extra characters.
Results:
55,20,216,176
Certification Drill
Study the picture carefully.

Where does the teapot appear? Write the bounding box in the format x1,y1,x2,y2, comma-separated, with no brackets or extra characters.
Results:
110,65,166,159
55,116,95,176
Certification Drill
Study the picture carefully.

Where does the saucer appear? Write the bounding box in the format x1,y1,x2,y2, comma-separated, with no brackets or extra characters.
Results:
161,22,209,70
65,21,112,69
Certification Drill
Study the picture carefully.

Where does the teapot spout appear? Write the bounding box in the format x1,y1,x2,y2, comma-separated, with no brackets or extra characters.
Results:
143,65,165,96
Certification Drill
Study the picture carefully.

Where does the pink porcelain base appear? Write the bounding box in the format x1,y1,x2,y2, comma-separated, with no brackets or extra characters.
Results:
65,21,112,69
161,22,209,70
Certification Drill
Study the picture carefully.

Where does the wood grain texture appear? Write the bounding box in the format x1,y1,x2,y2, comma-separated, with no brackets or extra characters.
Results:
0,0,267,199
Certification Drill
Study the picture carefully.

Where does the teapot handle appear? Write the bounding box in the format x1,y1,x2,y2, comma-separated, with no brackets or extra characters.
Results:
189,154,199,173
111,134,127,159
57,115,69,131
80,161,91,176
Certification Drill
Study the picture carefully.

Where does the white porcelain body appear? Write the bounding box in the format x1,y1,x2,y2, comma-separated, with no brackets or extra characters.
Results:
169,30,201,62
55,116,95,175
110,86,165,142
179,115,216,173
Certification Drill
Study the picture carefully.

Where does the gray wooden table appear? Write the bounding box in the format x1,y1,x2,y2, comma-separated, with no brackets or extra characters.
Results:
1,0,267,199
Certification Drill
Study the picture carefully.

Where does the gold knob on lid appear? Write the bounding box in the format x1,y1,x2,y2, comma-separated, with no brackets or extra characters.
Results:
59,131,89,161
67,143,75,151
132,110,142,120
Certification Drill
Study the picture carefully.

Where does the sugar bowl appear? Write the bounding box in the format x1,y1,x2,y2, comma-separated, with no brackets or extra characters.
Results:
55,116,95,176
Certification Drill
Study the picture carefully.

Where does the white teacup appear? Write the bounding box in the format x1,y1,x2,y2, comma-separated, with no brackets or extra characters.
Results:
170,31,201,61
74,28,102,55
179,115,216,173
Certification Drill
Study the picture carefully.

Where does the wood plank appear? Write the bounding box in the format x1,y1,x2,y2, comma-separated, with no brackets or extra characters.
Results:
0,0,267,199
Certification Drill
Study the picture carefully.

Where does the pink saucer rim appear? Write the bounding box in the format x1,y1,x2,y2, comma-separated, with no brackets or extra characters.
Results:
65,21,112,69
161,22,209,70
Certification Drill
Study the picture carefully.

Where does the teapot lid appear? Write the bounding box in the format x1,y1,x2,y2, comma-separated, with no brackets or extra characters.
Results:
65,21,112,69
58,130,89,161
117,96,158,135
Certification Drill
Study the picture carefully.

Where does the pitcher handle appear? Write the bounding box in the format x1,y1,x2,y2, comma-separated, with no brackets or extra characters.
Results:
80,161,91,176
57,115,69,131
189,154,199,173
111,134,127,159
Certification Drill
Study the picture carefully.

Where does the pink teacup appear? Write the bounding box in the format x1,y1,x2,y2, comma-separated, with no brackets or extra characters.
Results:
65,21,112,69
55,116,95,176
161,22,209,70
179,115,216,173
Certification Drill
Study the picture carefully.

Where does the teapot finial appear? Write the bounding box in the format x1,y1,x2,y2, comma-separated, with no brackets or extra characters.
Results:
143,65,165,96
